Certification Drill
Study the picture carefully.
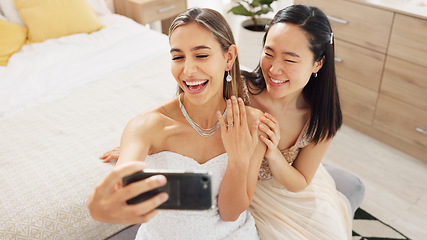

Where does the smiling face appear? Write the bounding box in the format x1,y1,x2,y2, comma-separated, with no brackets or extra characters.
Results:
169,23,230,104
260,22,323,99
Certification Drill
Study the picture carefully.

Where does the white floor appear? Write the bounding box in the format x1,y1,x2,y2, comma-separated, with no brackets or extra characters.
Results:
324,125,427,240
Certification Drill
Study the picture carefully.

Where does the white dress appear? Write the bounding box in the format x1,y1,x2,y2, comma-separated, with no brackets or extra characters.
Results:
135,151,259,240
249,124,353,240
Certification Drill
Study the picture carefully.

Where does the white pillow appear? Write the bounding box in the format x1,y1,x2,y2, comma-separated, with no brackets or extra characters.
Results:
0,0,110,26
0,12,6,21
0,0,25,26
87,0,112,16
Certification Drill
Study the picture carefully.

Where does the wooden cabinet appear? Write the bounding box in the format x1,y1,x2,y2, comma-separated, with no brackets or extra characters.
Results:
295,0,427,162
338,77,378,125
114,0,187,34
381,56,427,111
335,40,385,92
374,95,427,152
298,0,393,53
388,14,427,68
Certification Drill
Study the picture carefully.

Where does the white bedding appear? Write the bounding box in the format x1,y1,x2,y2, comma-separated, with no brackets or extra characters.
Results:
0,12,177,239
0,52,176,239
0,13,170,117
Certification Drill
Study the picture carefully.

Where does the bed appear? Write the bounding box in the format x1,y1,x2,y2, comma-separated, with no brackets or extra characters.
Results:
0,1,177,239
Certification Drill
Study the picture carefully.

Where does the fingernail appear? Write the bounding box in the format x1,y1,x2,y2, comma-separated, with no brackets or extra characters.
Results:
160,193,169,202
155,175,167,185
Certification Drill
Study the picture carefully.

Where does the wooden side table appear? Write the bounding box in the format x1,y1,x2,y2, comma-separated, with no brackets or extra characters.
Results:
114,0,187,34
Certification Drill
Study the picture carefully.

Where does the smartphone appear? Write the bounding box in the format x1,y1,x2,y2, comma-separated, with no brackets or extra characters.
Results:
122,170,213,210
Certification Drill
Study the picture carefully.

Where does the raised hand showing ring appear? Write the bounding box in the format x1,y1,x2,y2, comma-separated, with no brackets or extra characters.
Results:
216,96,259,161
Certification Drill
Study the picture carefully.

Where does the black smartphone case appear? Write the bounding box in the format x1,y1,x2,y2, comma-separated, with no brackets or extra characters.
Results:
122,171,212,210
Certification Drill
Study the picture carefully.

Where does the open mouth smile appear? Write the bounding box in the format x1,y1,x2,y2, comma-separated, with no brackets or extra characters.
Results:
270,77,289,86
184,80,209,93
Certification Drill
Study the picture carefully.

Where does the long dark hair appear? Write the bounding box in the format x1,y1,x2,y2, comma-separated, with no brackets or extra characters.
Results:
243,4,342,143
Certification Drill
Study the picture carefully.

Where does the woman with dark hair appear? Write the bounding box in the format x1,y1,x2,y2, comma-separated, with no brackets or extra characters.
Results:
245,4,352,239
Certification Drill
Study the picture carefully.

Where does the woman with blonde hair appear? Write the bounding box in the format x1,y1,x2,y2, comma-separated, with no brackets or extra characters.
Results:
90,7,266,239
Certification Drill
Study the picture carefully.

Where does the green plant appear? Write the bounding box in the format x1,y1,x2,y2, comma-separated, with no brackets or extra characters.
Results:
228,0,277,31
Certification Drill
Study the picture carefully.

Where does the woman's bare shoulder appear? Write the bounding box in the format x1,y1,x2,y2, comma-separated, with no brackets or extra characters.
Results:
126,99,177,132
245,105,264,123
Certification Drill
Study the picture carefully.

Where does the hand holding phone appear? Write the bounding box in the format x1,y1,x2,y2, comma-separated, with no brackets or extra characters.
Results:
89,162,168,224
122,170,213,210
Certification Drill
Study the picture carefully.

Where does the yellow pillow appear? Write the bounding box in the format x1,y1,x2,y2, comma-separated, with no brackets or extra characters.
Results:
0,19,27,66
14,0,103,43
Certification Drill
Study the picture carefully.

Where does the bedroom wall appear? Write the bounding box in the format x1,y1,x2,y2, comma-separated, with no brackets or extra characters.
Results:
105,0,115,12
186,0,294,44
105,0,294,38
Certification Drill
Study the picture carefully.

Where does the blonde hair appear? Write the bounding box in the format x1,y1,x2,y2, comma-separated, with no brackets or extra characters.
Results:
169,8,249,104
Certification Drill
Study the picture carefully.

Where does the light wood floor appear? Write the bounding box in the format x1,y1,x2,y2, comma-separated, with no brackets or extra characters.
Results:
324,125,427,240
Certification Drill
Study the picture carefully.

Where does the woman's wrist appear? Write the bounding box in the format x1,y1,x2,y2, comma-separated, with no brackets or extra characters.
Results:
265,147,283,163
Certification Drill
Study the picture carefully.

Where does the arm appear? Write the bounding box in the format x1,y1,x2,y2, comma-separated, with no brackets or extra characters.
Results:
89,112,168,224
259,113,331,192
267,139,330,192
216,96,266,221
116,112,160,166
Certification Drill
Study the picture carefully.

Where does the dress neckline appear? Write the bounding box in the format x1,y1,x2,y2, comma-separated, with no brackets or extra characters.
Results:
148,151,227,166
280,120,310,153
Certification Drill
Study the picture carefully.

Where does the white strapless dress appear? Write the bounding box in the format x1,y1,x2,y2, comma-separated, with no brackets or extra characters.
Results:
135,151,259,240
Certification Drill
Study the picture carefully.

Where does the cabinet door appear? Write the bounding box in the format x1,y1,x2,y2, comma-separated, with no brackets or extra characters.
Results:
335,40,385,92
338,78,378,125
294,0,394,53
374,95,427,159
388,14,427,68
381,56,427,111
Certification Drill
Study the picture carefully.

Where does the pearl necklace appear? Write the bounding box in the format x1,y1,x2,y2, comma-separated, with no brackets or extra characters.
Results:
178,94,226,137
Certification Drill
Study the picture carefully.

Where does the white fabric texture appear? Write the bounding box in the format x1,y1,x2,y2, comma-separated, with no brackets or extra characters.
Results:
0,51,177,239
0,0,25,25
249,164,353,240
0,14,170,117
136,151,260,240
0,10,173,239
87,0,112,16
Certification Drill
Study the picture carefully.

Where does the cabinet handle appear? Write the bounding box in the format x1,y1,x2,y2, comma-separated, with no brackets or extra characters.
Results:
334,58,343,63
327,15,349,24
158,5,176,13
416,127,427,136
